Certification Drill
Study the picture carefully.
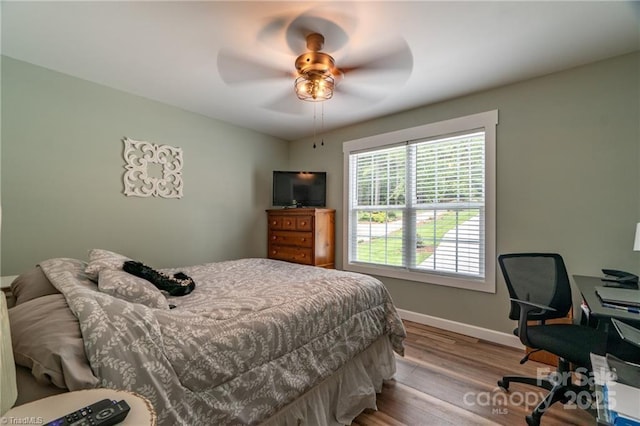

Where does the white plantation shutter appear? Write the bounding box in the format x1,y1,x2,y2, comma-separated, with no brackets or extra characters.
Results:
350,145,406,267
343,111,497,293
354,145,406,207
411,132,485,276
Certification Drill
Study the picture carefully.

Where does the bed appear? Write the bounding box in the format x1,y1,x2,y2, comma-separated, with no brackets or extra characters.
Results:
7,249,406,425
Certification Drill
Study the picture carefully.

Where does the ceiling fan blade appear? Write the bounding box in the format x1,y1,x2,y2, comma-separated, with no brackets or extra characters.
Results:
285,13,352,53
340,37,413,83
256,6,354,54
257,14,289,41
256,12,295,53
217,49,292,85
335,83,387,104
262,89,310,115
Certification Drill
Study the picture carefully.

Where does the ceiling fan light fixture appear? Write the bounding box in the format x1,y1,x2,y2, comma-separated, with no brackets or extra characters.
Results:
293,33,340,102
295,71,335,101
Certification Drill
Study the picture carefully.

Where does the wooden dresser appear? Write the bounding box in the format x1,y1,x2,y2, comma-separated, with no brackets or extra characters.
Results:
266,208,335,268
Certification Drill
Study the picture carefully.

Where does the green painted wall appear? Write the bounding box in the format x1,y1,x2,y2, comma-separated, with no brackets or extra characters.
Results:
289,52,640,334
0,56,288,274
2,52,639,336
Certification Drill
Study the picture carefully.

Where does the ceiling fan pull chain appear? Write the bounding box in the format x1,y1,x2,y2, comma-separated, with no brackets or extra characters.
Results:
321,103,325,147
313,103,317,149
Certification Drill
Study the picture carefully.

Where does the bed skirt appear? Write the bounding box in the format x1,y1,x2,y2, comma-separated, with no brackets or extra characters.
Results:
15,335,397,425
262,335,396,426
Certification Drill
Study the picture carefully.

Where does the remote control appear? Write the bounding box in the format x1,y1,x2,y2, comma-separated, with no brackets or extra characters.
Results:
92,400,130,426
44,399,113,426
44,399,131,426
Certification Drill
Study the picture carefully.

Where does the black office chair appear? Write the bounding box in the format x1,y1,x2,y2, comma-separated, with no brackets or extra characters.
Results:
497,253,608,426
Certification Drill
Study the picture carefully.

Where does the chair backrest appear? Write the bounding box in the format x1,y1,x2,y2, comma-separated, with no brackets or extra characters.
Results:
498,253,573,321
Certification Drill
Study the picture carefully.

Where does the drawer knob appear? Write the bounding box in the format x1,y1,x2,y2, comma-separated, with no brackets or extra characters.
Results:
272,236,277,240
286,221,291,225
272,221,277,226
300,254,305,258
301,221,306,226
301,238,306,242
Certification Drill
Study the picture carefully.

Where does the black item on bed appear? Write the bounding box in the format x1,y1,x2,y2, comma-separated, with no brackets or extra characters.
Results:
122,260,195,296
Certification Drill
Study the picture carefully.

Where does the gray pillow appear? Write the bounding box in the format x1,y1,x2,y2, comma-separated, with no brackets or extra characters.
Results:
8,294,99,390
10,266,60,306
84,249,131,281
98,270,170,310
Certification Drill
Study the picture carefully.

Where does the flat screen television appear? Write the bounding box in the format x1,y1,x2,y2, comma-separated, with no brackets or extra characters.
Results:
272,171,327,207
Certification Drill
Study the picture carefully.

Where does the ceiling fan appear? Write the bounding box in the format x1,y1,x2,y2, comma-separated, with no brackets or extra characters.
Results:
216,11,413,115
293,32,341,101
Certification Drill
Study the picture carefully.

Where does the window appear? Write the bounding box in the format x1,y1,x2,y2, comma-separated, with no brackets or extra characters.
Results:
343,110,497,292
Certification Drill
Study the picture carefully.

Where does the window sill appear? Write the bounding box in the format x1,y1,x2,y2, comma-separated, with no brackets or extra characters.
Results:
344,262,496,293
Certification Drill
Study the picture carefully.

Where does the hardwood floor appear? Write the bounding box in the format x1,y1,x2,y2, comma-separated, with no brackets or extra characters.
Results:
352,320,595,426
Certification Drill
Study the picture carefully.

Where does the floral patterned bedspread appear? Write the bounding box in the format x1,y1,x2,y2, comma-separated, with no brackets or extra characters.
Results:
39,257,405,425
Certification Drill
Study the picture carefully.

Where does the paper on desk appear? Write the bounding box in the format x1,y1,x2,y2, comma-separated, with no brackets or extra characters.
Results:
592,353,612,385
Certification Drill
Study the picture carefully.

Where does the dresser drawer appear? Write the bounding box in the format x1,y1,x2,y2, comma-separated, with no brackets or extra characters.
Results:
295,216,313,231
268,215,313,231
268,245,313,265
269,231,313,248
266,208,335,268
268,216,283,229
269,216,297,230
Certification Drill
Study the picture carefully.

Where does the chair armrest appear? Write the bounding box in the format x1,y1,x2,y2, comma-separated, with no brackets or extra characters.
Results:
510,298,557,348
510,298,556,313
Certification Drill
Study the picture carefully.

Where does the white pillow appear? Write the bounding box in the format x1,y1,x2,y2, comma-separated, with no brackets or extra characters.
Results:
98,269,170,310
84,249,131,281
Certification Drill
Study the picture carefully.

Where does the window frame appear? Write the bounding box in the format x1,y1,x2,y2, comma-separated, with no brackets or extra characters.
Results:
342,110,498,293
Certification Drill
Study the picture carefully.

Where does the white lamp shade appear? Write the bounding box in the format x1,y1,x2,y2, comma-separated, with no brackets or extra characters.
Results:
634,223,640,251
0,291,17,415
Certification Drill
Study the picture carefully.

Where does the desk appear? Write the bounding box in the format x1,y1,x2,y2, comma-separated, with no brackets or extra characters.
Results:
577,277,640,426
575,274,640,368
574,275,640,326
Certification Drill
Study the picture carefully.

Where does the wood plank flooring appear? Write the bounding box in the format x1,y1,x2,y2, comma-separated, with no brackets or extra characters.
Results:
352,320,595,426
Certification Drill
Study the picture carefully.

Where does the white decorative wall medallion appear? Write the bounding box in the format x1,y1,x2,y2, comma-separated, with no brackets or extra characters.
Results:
123,138,183,198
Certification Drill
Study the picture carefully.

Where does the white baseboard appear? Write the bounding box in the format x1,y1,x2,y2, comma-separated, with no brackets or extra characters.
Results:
397,308,523,349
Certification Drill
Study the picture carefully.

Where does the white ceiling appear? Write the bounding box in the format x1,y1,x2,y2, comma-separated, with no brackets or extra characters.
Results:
2,1,639,141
